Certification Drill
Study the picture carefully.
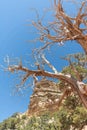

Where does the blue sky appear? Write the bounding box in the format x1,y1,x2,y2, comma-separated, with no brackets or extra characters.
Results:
0,0,83,122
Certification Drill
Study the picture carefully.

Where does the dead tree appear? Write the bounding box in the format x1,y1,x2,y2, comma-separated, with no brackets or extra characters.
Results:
32,0,87,54
7,0,87,108
7,53,87,108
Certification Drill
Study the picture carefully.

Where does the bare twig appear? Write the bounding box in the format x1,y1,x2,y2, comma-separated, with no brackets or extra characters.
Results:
41,54,58,74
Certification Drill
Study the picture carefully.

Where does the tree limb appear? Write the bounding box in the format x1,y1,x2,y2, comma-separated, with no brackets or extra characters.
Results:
8,65,87,108
41,54,58,74
32,0,87,54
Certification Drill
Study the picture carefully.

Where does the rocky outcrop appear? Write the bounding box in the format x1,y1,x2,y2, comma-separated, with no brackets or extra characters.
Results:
28,79,61,115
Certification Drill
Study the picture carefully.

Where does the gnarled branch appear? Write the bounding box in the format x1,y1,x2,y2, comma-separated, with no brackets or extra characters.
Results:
8,64,87,108
32,0,87,54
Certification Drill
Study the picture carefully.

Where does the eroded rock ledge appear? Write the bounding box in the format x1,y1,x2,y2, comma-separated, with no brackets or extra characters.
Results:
28,79,61,115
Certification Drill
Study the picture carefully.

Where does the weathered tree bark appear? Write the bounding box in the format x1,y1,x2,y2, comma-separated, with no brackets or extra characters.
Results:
33,0,87,54
8,65,87,108
6,0,87,109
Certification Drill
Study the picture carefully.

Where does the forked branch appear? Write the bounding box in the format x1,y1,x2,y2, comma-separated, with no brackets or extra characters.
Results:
8,64,87,108
32,0,87,54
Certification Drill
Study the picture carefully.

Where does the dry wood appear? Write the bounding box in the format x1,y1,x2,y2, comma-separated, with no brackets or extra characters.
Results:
33,0,87,54
6,0,87,109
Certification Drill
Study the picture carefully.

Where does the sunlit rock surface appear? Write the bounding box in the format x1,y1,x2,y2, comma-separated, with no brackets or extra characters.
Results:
28,79,61,115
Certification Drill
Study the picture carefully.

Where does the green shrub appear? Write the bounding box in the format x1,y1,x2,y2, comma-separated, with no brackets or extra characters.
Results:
22,115,27,119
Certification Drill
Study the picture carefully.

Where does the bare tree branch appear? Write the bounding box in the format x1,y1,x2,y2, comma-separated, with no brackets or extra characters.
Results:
41,54,58,74
7,64,87,108
56,88,72,108
32,0,87,54
5,0,87,110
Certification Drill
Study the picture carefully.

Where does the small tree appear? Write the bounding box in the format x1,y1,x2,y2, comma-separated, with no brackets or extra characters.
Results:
6,0,87,108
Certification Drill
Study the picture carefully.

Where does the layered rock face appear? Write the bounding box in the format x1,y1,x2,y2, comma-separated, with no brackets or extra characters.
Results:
28,79,61,115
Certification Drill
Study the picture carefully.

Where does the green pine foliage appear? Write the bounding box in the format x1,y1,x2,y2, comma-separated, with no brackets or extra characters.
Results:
0,97,87,130
62,53,87,82
0,115,20,130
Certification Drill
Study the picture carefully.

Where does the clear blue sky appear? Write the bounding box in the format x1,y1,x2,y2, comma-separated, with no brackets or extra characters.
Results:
0,0,83,122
